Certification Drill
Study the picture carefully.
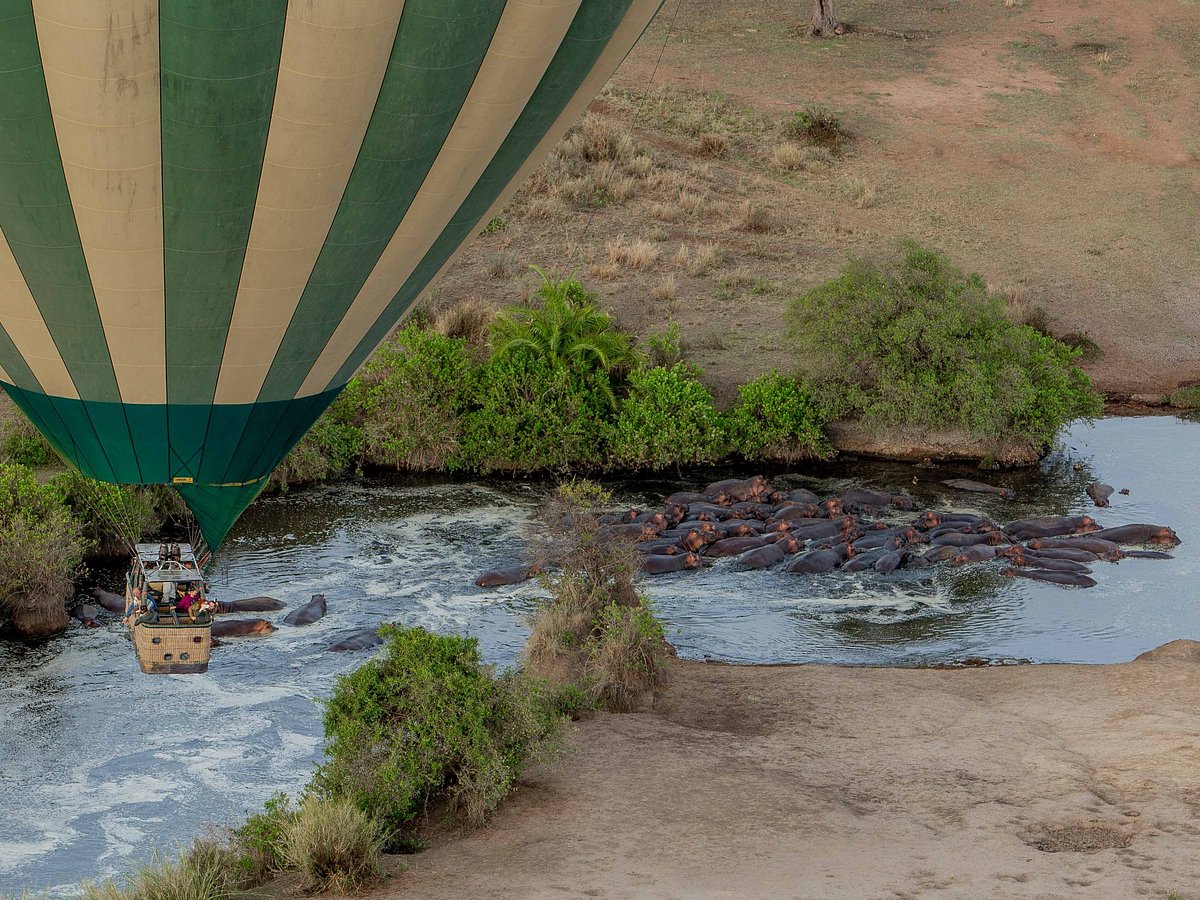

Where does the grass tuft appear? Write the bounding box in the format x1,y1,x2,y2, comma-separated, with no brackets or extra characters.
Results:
281,797,385,894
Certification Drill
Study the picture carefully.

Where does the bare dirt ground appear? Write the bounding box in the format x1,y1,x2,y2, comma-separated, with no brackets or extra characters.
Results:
431,0,1200,404
373,642,1200,900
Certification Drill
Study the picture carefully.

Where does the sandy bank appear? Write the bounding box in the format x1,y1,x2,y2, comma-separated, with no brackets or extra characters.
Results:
379,643,1200,899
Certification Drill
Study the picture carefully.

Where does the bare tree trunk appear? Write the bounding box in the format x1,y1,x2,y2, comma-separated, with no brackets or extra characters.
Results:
808,0,845,36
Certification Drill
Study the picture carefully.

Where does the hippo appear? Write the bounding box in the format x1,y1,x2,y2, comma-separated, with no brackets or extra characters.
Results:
873,549,909,574
212,618,277,637
1004,568,1097,588
282,594,327,627
728,502,775,520
1009,546,1098,563
635,540,683,556
762,520,794,533
71,604,103,628
931,531,1006,548
716,520,761,538
662,504,689,526
852,532,902,552
630,511,669,532
1027,537,1123,559
915,511,985,531
1085,482,1115,507
705,536,770,558
819,497,845,518
1004,515,1098,541
703,476,771,504
922,545,961,563
785,488,821,505
840,489,915,512
687,503,733,521
950,545,998,565
942,479,1017,499
328,629,385,652
641,553,703,575
1003,551,1092,574
1087,524,1181,547
735,543,786,570
1122,550,1174,560
790,518,856,542
90,588,128,614
771,506,824,524
771,535,806,555
600,523,658,542
664,491,711,507
785,544,850,575
475,565,538,588
675,528,720,553
842,550,886,573
219,596,287,613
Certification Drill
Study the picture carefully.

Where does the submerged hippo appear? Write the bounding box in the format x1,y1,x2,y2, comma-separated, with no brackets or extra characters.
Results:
942,479,1017,500
475,565,538,588
1085,482,1115,507
328,629,384,652
1087,524,1181,547
90,588,127,614
931,531,1006,548
1121,550,1174,560
1003,551,1092,574
212,618,276,637
922,545,960,563
842,550,886,573
282,594,327,627
71,604,103,628
219,596,286,613
1004,568,1097,588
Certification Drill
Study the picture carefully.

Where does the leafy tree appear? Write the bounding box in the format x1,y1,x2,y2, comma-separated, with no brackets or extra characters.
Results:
607,364,726,470
726,371,832,461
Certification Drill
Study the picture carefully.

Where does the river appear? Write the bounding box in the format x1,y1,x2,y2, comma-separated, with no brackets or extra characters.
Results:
0,415,1196,892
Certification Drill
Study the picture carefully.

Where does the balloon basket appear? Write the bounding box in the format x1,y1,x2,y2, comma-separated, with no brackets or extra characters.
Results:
129,615,212,675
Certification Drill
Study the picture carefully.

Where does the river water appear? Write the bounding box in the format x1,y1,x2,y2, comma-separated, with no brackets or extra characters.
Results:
1,415,1196,891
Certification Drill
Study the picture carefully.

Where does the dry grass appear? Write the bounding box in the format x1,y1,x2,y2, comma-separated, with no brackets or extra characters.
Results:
487,252,517,279
1095,49,1113,65
992,282,1054,335
586,261,620,282
697,132,730,158
686,242,724,275
678,189,706,215
523,196,567,221
606,236,660,271
649,201,681,223
627,154,654,178
282,798,384,894
652,273,678,303
432,298,493,346
844,177,877,209
733,200,781,234
564,112,635,164
770,141,810,172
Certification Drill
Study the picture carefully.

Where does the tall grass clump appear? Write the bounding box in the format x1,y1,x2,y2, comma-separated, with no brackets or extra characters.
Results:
81,838,240,900
281,797,384,893
785,241,1103,446
525,482,667,712
785,103,847,149
0,463,85,639
313,625,563,844
726,372,832,462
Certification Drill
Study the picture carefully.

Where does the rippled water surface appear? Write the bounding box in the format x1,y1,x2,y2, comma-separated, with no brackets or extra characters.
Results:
1,416,1196,891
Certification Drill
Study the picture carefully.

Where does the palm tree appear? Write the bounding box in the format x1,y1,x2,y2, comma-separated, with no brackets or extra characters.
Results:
490,268,640,379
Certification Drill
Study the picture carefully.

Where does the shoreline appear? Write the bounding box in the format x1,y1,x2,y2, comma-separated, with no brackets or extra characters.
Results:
372,643,1200,900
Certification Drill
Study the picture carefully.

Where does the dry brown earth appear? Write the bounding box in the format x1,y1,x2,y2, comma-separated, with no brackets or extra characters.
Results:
430,0,1200,405
369,642,1200,900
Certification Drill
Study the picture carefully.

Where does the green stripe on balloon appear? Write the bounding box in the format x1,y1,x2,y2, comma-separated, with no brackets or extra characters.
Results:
159,0,286,480
331,0,641,390
257,0,506,403
0,2,120,404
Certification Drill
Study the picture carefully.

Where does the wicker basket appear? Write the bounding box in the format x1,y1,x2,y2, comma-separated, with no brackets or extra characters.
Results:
130,615,212,674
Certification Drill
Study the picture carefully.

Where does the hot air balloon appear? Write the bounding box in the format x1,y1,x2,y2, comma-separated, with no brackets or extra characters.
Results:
0,0,663,548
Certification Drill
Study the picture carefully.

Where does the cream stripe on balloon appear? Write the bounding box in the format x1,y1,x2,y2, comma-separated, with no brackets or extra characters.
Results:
212,0,405,405
0,225,79,398
33,0,165,405
339,0,664,388
297,0,584,397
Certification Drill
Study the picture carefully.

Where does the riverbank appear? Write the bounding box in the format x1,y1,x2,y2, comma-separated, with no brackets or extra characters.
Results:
376,644,1200,900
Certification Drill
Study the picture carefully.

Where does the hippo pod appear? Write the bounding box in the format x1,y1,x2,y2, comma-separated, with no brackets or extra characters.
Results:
475,565,539,588
282,594,327,627
1004,568,1097,588
942,478,1016,499
328,628,385,652
212,618,276,637
218,596,286,613
641,553,704,575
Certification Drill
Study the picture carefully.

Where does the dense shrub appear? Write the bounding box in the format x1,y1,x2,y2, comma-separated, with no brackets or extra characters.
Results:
606,364,725,470
525,482,666,712
0,398,57,466
281,797,384,893
786,242,1102,446
231,792,295,885
458,352,612,473
355,325,473,470
726,371,832,462
313,626,563,842
1168,385,1200,410
269,390,364,492
0,463,85,638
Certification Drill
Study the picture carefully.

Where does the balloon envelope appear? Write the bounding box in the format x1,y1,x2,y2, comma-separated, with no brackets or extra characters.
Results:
0,0,662,547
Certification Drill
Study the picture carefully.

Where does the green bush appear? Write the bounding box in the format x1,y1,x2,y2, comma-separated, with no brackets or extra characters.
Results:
231,793,295,886
458,352,611,473
784,103,846,148
0,463,85,638
353,325,473,471
270,391,363,492
0,398,58,467
585,601,666,712
606,364,725,470
1168,385,1200,410
726,371,832,462
281,797,384,894
313,626,563,842
786,242,1102,446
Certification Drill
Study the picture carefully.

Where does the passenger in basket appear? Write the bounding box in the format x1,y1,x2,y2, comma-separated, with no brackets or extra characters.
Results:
177,584,198,620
